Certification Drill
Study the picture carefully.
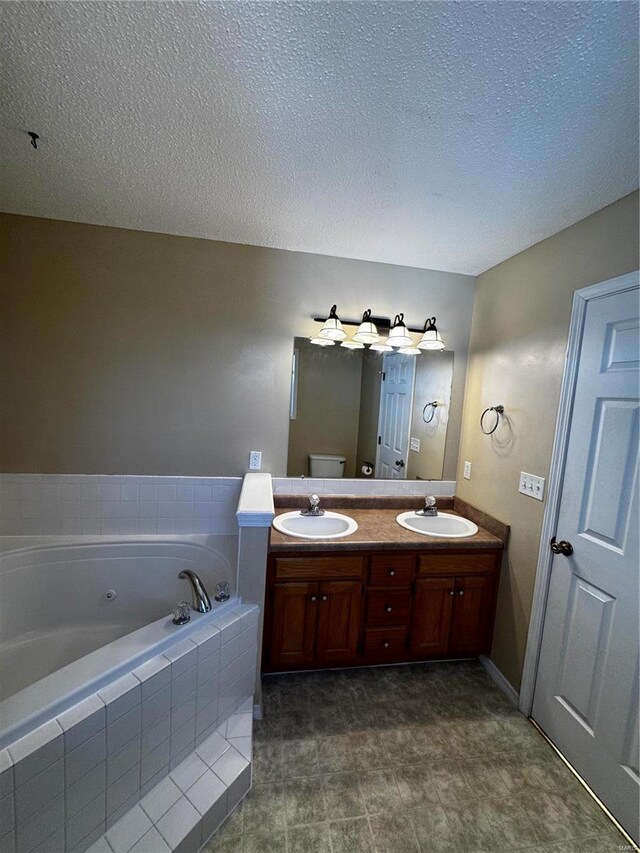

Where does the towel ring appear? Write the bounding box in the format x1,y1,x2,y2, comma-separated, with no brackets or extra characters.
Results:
480,405,504,435
422,401,438,424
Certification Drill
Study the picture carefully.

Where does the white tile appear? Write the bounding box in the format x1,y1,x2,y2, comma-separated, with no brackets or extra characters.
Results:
0,753,13,799
28,826,65,853
156,486,177,502
170,746,192,770
107,705,141,756
119,502,139,520
139,776,181,823
66,762,106,818
120,484,139,501
140,739,169,786
213,609,244,641
195,702,218,739
66,730,106,787
196,675,218,713
175,502,193,520
66,792,106,851
191,625,221,663
211,747,248,787
101,483,120,501
225,713,252,739
228,737,251,761
195,732,229,768
0,795,13,837
106,736,140,787
130,827,171,853
171,698,196,735
138,502,158,519
164,641,197,679
141,684,171,728
170,753,207,794
172,665,197,700
176,486,194,501
156,798,200,852
15,794,63,853
133,656,171,701
184,768,226,818
106,792,139,830
85,838,112,853
106,763,139,818
141,716,170,758
169,719,195,761
9,720,63,787
99,674,141,724
59,694,105,752
138,485,158,502
15,759,63,823
226,764,251,811
105,805,152,853
157,502,176,518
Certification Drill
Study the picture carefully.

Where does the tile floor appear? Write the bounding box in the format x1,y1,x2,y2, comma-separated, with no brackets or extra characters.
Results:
203,662,625,853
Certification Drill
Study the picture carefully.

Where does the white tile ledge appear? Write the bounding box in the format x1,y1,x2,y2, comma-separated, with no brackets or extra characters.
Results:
236,473,274,528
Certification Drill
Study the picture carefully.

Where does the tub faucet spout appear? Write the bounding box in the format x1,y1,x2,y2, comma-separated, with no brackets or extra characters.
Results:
178,570,212,613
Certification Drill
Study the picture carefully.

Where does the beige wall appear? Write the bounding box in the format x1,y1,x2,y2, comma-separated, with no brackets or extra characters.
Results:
456,191,639,690
0,213,475,476
407,351,454,481
287,337,363,477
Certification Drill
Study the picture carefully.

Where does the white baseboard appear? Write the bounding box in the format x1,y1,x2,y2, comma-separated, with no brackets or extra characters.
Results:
479,655,519,707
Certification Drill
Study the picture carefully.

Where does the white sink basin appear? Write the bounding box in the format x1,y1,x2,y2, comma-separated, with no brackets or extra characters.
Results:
272,511,358,540
396,511,478,538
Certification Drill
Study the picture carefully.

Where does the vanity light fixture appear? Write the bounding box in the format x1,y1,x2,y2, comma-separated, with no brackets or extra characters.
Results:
417,317,445,350
370,340,393,352
341,339,365,350
398,345,421,355
317,304,347,341
309,336,335,346
387,314,413,348
353,309,380,344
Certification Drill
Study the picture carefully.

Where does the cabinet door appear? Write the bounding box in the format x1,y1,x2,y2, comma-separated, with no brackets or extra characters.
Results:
410,577,455,656
270,582,318,668
316,581,363,664
449,575,494,654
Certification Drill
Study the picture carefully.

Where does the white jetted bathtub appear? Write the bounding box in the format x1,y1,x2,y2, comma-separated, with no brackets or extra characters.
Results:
0,535,237,747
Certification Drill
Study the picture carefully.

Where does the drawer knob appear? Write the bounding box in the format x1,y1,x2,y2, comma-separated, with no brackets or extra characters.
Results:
385,605,393,613
449,590,455,596
383,641,390,648
388,569,395,576
459,590,464,596
321,595,328,601
310,595,317,602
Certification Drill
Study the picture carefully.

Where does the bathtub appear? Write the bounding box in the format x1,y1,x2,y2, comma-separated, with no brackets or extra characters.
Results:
0,534,237,746
0,535,259,853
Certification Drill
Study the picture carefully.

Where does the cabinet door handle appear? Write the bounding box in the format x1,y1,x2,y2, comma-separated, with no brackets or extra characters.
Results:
310,595,317,602
385,605,393,613
388,569,395,576
321,595,328,601
383,641,390,648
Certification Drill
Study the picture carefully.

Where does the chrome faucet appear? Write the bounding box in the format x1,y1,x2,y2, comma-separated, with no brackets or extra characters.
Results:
178,570,212,613
416,495,438,517
300,493,325,517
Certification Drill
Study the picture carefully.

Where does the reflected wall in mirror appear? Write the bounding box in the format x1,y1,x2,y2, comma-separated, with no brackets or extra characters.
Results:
287,337,454,480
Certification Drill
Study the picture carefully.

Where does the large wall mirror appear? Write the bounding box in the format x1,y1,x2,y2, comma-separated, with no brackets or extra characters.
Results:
287,337,454,480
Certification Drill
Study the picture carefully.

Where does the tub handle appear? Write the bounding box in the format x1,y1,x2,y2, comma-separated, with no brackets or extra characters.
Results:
215,581,231,602
172,601,191,625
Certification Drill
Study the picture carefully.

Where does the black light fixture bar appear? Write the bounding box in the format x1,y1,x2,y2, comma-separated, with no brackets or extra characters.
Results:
312,313,425,333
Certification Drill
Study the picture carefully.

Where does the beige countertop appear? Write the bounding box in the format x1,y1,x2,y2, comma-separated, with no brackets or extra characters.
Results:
269,507,504,553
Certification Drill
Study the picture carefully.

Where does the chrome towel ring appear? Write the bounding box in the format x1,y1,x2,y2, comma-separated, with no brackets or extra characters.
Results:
480,404,504,435
422,401,438,423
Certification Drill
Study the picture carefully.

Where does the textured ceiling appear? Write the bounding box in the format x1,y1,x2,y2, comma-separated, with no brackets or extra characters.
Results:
1,1,638,275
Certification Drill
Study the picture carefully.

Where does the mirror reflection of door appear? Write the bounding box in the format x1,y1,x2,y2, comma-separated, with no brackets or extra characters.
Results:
375,353,416,479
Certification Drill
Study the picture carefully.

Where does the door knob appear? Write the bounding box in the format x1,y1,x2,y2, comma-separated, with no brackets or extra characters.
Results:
550,536,573,556
395,459,405,468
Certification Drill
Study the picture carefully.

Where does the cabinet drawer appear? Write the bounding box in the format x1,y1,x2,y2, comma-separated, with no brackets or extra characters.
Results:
364,627,407,660
275,556,364,581
369,554,413,587
366,590,411,627
418,552,497,576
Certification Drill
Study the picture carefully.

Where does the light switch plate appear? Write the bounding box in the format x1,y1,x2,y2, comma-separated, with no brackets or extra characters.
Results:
463,461,472,480
249,451,262,470
410,437,420,452
519,471,545,501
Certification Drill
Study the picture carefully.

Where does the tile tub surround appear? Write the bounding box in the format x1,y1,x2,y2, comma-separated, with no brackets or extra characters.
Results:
83,702,253,853
0,605,258,853
203,662,625,853
0,475,242,536
272,477,457,497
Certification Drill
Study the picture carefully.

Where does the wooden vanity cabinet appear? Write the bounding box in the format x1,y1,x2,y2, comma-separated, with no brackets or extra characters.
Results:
263,547,501,672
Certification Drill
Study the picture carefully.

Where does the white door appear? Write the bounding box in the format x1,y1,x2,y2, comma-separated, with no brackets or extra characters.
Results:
376,352,416,479
532,283,639,840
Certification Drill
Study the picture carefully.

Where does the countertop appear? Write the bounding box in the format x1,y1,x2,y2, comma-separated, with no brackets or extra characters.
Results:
269,507,504,553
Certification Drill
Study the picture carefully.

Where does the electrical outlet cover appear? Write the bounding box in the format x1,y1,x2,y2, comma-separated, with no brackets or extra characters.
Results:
410,437,420,452
518,471,545,501
463,461,472,480
249,451,262,470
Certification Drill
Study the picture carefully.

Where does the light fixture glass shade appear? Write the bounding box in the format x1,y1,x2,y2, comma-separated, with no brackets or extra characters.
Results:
353,309,380,344
387,313,413,348
309,337,335,346
370,341,393,352
341,339,365,349
318,304,347,341
398,345,421,355
417,317,445,350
